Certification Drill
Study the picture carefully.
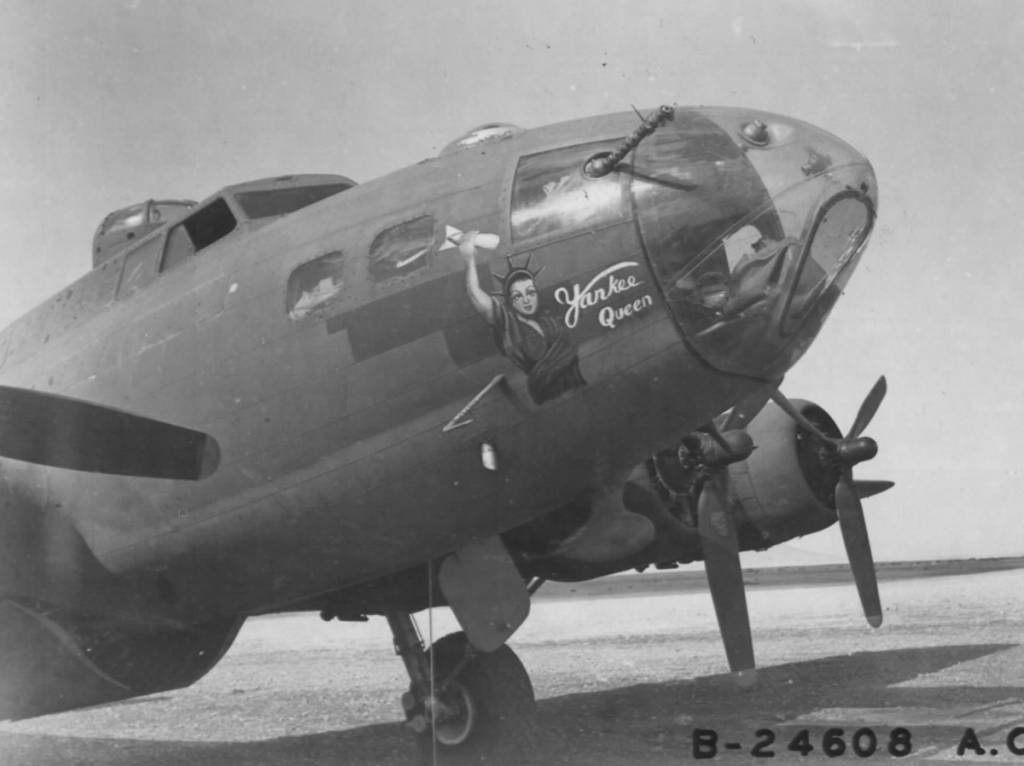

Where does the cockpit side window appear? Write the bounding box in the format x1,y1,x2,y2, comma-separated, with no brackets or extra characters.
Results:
286,251,346,320
186,198,237,250
160,198,237,272
510,140,626,243
368,216,435,282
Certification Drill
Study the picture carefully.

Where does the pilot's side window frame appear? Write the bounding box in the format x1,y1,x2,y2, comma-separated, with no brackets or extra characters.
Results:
160,197,238,273
160,223,196,273
117,232,167,300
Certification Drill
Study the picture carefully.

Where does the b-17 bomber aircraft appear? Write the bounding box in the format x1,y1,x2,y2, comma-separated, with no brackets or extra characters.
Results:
0,104,890,762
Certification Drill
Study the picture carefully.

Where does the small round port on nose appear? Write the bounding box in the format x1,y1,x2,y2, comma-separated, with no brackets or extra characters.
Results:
740,120,770,146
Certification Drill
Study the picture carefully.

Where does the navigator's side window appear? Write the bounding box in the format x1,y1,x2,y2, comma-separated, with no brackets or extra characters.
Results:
368,215,435,282
286,251,346,320
510,140,625,243
161,198,237,272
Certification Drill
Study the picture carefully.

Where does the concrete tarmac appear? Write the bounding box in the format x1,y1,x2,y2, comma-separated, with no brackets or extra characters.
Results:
1,567,1022,764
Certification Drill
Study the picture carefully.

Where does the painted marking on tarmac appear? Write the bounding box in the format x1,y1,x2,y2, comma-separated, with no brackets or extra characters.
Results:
784,699,1024,762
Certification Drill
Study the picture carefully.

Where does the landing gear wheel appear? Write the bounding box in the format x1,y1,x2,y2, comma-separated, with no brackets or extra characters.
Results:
413,631,537,765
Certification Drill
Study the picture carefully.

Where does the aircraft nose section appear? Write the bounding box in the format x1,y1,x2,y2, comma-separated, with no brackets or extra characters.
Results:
706,106,878,227
630,107,877,379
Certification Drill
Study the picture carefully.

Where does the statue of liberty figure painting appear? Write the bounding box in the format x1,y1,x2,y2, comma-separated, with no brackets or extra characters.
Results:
457,231,586,405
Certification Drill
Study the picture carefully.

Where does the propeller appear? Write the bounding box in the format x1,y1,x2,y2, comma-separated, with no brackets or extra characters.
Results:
721,380,781,431
770,376,890,627
684,427,757,686
684,376,889,684
853,479,895,499
697,471,756,687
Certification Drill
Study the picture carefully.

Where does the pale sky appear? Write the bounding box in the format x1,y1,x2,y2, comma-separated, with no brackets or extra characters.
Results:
1,1,1022,561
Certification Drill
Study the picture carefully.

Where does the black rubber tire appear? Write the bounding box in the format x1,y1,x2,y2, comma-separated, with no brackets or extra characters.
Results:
415,631,537,765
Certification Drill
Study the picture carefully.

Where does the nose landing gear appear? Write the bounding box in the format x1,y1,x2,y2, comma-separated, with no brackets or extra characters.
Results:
387,613,537,764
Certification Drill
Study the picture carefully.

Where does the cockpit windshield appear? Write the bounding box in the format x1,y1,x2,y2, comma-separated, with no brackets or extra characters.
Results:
235,183,351,220
93,199,197,268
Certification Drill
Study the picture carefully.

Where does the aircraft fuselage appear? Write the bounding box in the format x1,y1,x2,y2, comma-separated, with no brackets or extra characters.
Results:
0,106,877,626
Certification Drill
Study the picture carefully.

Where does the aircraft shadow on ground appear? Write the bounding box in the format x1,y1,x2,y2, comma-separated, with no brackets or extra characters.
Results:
1,644,1018,766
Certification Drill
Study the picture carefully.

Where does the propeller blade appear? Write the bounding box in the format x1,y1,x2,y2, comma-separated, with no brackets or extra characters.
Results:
0,385,219,480
722,381,779,431
769,388,834,444
835,475,882,627
697,474,756,686
854,479,895,499
846,375,887,439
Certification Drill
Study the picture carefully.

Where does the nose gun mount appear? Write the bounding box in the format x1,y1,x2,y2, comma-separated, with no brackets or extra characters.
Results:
584,105,676,178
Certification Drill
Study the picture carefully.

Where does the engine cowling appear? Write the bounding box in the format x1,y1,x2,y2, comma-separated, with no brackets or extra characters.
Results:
725,399,845,548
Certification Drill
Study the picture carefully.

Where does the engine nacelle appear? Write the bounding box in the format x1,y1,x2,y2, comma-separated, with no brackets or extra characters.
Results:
0,473,243,719
726,399,845,548
505,398,848,580
0,600,241,720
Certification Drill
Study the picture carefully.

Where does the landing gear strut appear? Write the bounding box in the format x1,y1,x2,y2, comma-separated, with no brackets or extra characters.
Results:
387,612,537,763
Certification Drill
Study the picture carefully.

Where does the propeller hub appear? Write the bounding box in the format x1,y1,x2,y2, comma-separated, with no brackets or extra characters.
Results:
836,437,878,465
722,430,756,460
